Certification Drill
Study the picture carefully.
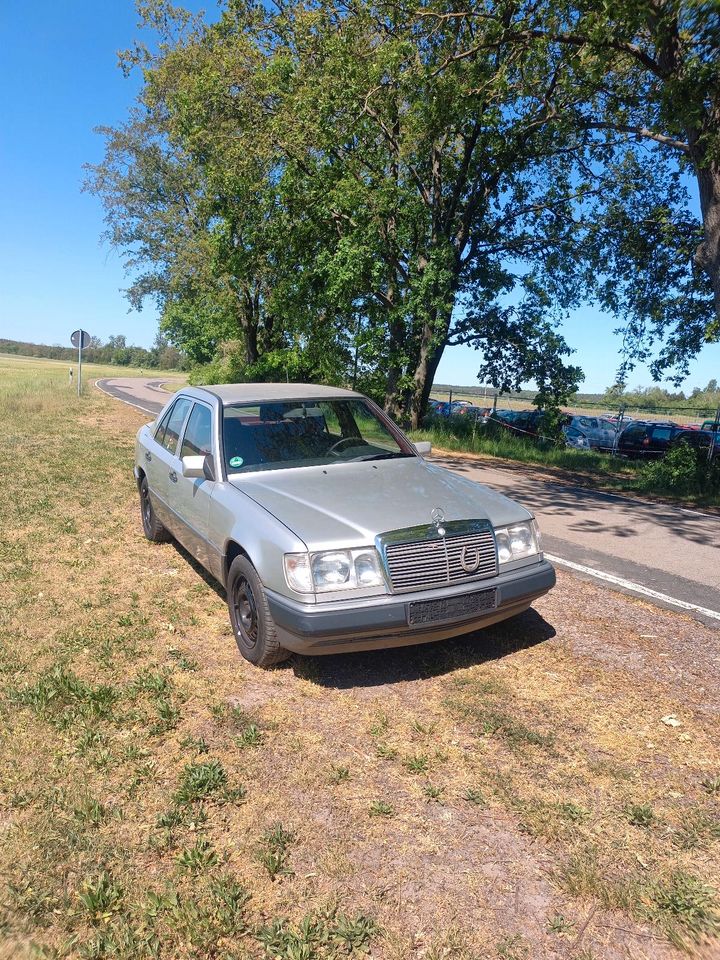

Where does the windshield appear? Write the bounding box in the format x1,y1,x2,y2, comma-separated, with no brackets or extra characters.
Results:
222,398,413,473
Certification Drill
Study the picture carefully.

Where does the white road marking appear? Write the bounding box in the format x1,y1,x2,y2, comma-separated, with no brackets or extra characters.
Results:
545,552,720,622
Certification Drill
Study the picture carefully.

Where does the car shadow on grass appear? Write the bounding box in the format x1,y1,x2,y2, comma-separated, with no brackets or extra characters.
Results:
168,540,556,687
171,540,227,599
289,608,556,689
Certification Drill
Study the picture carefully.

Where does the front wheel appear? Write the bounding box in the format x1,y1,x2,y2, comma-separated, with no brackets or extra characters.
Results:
139,475,171,543
227,556,290,667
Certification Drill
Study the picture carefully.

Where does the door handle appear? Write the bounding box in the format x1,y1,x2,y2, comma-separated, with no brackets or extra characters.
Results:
144,451,152,462
169,470,177,483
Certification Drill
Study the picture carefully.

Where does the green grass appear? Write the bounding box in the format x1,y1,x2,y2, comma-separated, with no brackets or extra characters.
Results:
410,417,720,506
410,418,634,474
256,824,295,879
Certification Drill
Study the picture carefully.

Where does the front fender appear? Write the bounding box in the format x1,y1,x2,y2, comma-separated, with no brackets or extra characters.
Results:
209,483,309,599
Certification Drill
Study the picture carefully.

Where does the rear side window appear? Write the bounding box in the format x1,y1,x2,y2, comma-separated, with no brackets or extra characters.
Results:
651,427,672,442
180,403,213,457
622,426,646,442
158,397,192,455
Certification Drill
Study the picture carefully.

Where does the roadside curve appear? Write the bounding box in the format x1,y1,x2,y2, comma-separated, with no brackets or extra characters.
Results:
95,376,180,416
98,377,720,628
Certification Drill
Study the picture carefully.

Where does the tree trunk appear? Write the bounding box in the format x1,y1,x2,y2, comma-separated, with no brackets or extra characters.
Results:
408,300,455,430
409,335,445,430
383,312,406,420
382,96,405,419
694,161,720,321
241,288,259,366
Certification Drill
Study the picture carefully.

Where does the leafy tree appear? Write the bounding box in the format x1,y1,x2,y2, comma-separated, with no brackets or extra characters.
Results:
87,0,718,421
443,0,719,382
120,0,588,424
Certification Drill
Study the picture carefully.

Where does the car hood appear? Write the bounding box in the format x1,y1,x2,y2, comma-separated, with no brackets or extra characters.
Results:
229,457,531,550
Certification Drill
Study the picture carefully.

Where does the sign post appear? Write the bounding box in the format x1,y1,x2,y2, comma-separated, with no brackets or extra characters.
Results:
612,404,626,457
70,330,91,397
709,406,720,464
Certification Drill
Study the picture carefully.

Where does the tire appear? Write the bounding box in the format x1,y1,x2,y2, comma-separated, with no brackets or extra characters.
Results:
139,475,171,543
226,555,291,667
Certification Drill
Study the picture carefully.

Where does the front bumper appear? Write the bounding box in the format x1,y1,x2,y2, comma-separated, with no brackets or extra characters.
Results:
266,558,555,655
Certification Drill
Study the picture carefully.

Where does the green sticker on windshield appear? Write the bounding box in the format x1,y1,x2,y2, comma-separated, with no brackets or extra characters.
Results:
229,456,244,468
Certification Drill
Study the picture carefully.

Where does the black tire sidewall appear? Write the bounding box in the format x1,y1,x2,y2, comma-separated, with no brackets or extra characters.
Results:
139,475,168,542
140,476,154,538
227,556,277,665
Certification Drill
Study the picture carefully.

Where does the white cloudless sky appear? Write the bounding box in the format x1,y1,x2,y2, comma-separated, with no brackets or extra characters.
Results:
1,1,718,393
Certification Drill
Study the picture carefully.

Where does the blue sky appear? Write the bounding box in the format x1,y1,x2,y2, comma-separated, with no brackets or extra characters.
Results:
1,1,718,393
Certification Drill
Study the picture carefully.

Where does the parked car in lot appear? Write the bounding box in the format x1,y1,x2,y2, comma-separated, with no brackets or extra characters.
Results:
135,384,555,666
564,415,617,451
491,409,517,423
464,405,492,423
616,420,681,458
669,429,719,457
563,426,591,450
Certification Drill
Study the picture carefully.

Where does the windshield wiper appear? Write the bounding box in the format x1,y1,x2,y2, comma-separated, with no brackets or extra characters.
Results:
349,452,406,462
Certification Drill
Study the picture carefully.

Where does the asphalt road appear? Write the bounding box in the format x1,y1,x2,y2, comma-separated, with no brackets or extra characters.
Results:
97,376,720,627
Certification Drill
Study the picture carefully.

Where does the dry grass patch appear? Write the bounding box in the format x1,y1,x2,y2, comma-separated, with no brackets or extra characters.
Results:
0,359,718,959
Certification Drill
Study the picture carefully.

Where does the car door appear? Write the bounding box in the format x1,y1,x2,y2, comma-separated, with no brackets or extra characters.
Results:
146,396,193,530
142,400,179,522
649,425,673,455
618,424,646,456
171,400,216,571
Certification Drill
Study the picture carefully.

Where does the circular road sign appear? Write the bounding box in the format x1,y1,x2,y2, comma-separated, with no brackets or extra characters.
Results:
71,329,91,350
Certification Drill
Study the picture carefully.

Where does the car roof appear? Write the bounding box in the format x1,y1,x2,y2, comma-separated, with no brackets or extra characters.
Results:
625,420,677,427
178,383,365,405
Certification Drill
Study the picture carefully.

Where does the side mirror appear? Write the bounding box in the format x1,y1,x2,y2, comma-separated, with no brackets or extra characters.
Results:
181,455,207,479
414,440,432,456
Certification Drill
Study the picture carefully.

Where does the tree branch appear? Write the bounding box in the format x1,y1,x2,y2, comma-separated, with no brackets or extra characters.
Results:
417,16,666,80
582,120,690,153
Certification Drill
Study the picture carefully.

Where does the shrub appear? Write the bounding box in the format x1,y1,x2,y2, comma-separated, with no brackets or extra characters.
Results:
638,443,720,497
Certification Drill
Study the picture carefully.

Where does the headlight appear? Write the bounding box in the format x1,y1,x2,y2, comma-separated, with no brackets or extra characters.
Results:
312,551,351,586
494,520,541,564
284,548,385,594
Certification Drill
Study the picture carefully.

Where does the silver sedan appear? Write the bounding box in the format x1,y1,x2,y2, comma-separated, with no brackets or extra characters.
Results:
135,384,555,666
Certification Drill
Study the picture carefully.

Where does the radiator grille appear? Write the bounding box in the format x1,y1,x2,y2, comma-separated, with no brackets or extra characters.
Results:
380,522,497,594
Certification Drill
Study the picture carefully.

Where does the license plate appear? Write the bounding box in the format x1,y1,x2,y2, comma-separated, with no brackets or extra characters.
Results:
407,588,497,627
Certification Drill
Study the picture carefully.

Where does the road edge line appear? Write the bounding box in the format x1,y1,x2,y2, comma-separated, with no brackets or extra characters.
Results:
545,552,720,622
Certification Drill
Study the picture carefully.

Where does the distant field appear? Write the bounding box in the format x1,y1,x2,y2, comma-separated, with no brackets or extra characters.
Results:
0,351,151,383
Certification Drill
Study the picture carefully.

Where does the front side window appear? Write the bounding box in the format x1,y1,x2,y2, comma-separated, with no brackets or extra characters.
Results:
159,397,192,455
223,398,413,473
180,403,213,458
154,405,174,445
